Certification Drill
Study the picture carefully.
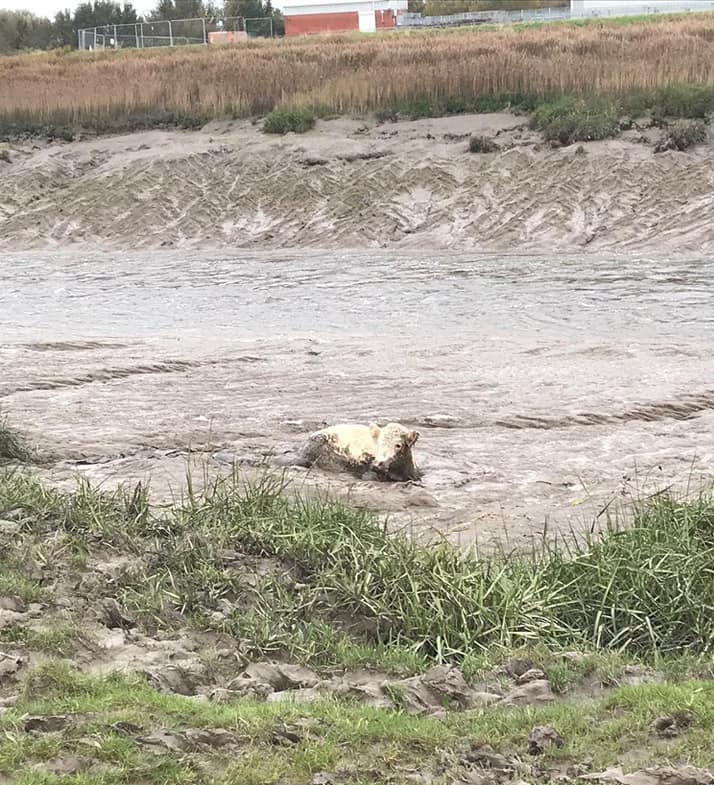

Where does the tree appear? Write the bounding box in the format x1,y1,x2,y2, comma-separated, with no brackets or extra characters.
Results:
224,0,262,18
223,0,283,35
73,1,138,29
0,10,52,53
149,0,218,19
51,9,76,47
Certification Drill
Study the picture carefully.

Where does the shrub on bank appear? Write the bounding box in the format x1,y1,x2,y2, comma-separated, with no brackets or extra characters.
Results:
263,107,316,135
654,119,708,152
530,95,621,144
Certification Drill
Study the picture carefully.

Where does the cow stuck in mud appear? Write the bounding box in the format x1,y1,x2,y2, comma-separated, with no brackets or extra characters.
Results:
274,422,421,482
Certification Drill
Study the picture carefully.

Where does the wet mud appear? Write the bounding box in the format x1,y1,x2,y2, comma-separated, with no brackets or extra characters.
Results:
2,249,713,547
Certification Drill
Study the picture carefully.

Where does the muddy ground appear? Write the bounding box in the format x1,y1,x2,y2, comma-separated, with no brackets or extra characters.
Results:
2,113,714,254
1,112,713,545
2,248,714,547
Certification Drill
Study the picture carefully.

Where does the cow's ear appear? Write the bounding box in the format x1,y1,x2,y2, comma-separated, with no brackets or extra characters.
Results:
369,423,381,440
406,430,419,446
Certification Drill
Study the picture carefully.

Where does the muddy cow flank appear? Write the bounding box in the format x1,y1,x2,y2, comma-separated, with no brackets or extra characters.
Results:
275,422,421,482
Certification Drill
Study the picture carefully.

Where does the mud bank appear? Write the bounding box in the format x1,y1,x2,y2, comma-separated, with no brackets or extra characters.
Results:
2,113,714,253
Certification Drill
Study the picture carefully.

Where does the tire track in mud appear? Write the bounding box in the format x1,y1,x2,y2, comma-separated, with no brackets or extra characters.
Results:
5,127,714,253
0,355,265,397
415,388,714,431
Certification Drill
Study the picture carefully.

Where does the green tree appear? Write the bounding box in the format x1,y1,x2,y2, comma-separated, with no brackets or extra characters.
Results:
0,10,52,52
73,1,138,28
224,0,262,18
149,0,219,19
224,0,282,35
51,9,75,47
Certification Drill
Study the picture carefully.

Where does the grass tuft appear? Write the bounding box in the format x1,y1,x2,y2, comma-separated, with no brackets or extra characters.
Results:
468,135,499,153
0,413,31,464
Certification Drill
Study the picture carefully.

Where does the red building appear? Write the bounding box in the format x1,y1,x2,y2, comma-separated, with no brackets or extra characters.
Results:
283,0,408,36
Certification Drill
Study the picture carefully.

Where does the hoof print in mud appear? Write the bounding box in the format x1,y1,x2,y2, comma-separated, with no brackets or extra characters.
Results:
274,421,421,482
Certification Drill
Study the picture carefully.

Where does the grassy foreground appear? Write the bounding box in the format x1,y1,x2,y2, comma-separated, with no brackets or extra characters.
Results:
3,469,714,660
3,13,714,138
2,466,714,780
2,663,714,782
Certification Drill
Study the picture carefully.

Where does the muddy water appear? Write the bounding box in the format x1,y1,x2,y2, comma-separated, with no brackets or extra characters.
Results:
2,249,714,547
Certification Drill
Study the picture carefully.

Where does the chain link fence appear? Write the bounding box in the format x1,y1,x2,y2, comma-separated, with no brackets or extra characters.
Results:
78,16,273,50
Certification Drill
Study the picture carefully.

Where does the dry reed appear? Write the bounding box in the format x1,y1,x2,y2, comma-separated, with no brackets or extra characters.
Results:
2,14,714,130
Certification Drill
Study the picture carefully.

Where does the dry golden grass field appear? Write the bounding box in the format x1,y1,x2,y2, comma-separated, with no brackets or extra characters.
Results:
2,12,714,131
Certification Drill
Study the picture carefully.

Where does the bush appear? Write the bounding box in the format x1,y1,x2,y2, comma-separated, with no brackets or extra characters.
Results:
530,95,620,145
654,119,708,152
468,135,498,153
262,106,316,135
407,98,437,120
473,91,542,114
653,84,714,119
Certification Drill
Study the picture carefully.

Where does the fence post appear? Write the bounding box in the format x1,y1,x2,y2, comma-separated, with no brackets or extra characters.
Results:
169,19,173,46
113,24,118,48
135,22,140,48
140,21,144,48
269,16,273,37
202,16,207,45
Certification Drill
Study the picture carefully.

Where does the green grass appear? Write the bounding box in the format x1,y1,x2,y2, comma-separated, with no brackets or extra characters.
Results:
0,619,87,656
383,84,714,146
0,413,31,464
0,567,45,603
0,106,212,142
3,470,714,780
2,661,714,783
4,470,714,666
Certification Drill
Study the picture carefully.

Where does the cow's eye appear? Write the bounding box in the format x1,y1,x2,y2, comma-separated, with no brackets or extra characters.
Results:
395,444,402,450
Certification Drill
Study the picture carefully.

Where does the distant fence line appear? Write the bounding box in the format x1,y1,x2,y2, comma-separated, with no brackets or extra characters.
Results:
396,2,714,27
77,16,273,51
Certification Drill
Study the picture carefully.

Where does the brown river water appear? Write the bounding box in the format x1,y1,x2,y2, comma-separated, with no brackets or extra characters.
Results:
1,249,713,548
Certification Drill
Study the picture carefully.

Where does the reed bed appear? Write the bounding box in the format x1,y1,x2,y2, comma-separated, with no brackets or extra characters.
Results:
2,14,714,133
